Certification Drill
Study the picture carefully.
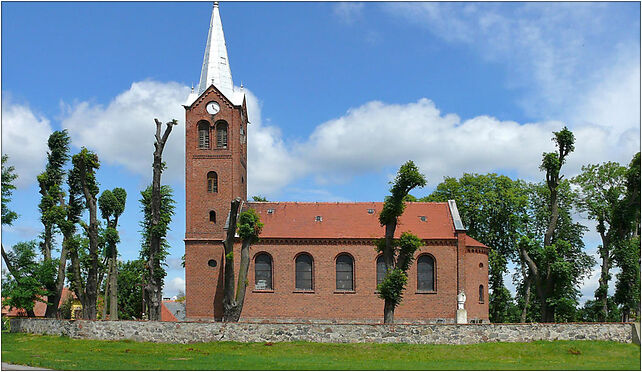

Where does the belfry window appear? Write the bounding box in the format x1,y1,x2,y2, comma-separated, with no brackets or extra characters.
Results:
216,121,228,149
254,253,273,290
417,254,435,292
295,253,313,291
335,254,354,291
198,121,210,149
207,171,218,193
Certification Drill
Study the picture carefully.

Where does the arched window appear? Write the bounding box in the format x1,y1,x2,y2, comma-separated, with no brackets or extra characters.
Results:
198,121,210,149
216,121,228,149
417,254,435,292
295,253,313,290
209,210,216,223
207,171,218,193
376,255,386,286
479,285,484,303
254,253,272,290
336,254,354,291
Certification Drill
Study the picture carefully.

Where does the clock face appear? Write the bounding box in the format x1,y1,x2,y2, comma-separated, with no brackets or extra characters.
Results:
206,101,220,115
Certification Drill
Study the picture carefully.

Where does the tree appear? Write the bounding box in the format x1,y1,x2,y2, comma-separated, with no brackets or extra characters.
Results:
251,195,268,202
572,161,627,321
98,188,127,320
377,161,426,324
1,241,50,317
222,206,263,322
143,118,177,321
612,152,641,321
519,127,595,322
1,154,18,226
139,185,175,321
116,259,146,320
70,147,101,319
424,173,529,323
518,180,594,322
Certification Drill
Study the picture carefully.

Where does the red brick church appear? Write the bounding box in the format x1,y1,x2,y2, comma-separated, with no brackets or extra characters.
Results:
183,3,489,323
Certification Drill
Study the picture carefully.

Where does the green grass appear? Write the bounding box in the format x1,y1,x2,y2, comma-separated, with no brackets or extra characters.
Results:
1,332,640,370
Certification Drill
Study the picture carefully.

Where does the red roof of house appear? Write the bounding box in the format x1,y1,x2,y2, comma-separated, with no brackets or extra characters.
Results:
161,301,178,322
2,287,75,317
246,201,487,248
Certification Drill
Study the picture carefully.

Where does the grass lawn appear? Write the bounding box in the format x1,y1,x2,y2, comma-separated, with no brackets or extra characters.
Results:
1,332,640,370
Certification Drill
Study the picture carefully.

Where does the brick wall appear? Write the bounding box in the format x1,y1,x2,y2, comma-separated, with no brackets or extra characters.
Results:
185,238,488,323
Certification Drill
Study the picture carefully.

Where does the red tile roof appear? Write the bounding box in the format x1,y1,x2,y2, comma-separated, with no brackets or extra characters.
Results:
246,201,487,248
161,301,178,322
2,288,75,317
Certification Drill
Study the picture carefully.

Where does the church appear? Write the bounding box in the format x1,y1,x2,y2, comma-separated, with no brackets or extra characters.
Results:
183,3,489,324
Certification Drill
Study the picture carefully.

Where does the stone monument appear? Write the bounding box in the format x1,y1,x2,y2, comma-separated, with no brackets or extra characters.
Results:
456,290,467,324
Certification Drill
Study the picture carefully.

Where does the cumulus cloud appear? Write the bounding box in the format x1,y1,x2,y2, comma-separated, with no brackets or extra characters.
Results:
61,81,190,184
1,95,53,188
164,276,185,297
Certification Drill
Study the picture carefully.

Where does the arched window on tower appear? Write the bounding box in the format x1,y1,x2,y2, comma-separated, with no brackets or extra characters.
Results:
207,171,218,193
216,121,228,149
376,255,386,286
198,121,210,149
254,253,273,290
417,254,435,292
335,254,354,291
295,253,313,291
209,210,216,223
479,284,484,303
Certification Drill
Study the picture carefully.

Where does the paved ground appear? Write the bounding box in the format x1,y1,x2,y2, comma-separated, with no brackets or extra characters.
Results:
1,363,51,371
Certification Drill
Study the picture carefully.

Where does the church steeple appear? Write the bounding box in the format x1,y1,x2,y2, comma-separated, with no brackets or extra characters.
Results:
197,2,234,100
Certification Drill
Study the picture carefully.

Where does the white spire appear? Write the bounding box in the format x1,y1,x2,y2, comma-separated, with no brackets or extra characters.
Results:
197,2,234,100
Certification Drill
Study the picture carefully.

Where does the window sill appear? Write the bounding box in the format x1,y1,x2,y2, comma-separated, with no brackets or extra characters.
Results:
415,291,437,294
293,290,315,294
334,290,356,294
479,301,484,304
252,289,274,293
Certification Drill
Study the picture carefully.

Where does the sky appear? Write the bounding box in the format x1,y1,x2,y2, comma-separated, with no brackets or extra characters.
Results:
1,1,640,303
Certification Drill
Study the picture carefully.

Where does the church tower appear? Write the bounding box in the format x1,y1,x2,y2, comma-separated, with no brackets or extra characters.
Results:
184,2,248,319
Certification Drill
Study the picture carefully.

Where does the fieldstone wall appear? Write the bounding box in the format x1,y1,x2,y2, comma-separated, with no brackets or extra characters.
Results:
10,318,634,345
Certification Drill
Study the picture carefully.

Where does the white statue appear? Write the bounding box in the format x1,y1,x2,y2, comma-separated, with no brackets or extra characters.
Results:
457,291,466,310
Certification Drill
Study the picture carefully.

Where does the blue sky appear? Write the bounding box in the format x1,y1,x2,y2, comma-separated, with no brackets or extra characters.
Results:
2,2,640,301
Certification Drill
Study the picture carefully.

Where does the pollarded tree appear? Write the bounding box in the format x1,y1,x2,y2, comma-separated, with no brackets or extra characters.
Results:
222,204,263,322
70,147,101,319
139,184,175,320
572,161,627,321
377,160,426,324
98,188,127,320
142,118,177,321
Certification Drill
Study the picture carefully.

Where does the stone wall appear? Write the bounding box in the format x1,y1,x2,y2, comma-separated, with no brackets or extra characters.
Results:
10,318,634,345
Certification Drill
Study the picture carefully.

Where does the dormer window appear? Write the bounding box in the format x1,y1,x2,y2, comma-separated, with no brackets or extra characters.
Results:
267,209,275,214
367,209,375,214
315,216,322,222
420,216,427,222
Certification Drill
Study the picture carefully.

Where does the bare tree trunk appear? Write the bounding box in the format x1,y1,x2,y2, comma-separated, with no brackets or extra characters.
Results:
382,222,397,324
519,262,531,323
102,258,111,320
146,119,176,321
222,198,241,322
110,251,118,320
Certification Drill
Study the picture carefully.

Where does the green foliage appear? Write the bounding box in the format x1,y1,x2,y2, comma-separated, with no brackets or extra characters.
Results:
1,154,19,225
225,251,234,260
237,209,264,244
1,241,49,312
139,185,175,284
58,294,74,319
251,195,268,202
613,237,641,318
395,232,422,272
578,297,622,322
117,259,146,320
424,173,529,323
72,148,100,200
379,161,426,226
377,269,408,306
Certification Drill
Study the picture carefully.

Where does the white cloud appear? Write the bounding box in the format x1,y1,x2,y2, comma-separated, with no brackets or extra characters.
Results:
1,96,53,188
163,276,185,297
61,81,190,184
333,2,364,24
